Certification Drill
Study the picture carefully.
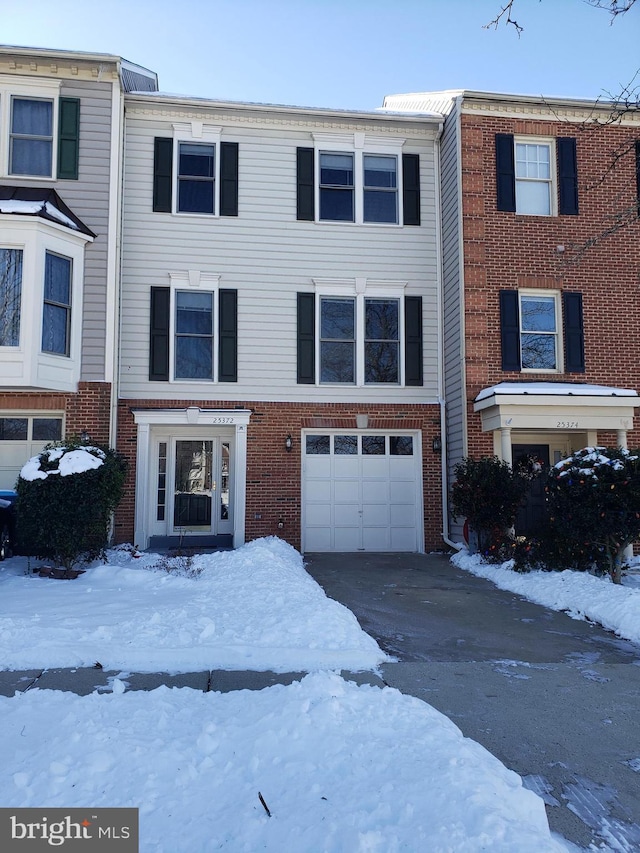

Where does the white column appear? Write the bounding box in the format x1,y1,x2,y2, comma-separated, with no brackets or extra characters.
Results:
617,429,628,450
233,422,248,547
134,422,150,550
500,427,512,466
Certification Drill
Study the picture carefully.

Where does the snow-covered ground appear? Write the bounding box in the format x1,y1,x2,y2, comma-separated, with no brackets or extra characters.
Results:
0,537,572,852
452,550,640,645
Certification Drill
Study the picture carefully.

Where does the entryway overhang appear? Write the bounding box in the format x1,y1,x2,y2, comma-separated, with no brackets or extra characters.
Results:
473,382,640,463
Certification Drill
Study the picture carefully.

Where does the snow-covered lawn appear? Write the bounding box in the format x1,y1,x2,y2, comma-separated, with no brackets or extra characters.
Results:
452,550,640,645
0,538,570,852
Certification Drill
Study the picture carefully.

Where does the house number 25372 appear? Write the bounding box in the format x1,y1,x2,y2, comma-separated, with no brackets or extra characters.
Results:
557,421,579,428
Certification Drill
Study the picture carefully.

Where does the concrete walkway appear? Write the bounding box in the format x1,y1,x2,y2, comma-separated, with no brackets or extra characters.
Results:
305,551,640,852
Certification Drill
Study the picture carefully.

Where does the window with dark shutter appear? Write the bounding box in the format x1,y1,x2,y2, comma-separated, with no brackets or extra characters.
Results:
153,138,173,212
57,98,80,180
402,153,421,226
296,148,315,221
563,292,585,373
149,287,170,380
297,292,315,383
220,142,239,217
557,137,579,215
218,289,238,381
495,134,516,212
500,290,521,370
404,296,423,385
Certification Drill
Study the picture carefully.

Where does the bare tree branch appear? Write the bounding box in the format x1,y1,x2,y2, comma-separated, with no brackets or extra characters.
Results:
585,0,636,22
483,1,524,35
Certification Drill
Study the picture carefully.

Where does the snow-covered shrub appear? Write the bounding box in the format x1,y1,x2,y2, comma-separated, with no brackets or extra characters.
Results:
450,456,531,557
16,438,128,571
545,446,640,583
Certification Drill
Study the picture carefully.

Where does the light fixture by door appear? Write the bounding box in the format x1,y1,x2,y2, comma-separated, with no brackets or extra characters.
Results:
285,434,293,452
432,435,442,453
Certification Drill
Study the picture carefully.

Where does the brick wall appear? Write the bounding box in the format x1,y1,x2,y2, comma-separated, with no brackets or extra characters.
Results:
460,112,640,453
115,399,444,552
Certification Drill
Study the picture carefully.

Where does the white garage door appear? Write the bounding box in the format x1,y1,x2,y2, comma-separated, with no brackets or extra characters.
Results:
302,432,422,552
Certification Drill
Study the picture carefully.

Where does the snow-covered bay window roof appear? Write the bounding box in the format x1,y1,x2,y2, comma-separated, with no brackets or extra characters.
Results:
475,382,639,405
0,186,95,237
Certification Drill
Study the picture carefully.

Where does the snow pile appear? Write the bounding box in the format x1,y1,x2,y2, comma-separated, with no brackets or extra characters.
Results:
0,672,566,853
0,537,385,672
19,445,105,481
452,550,640,645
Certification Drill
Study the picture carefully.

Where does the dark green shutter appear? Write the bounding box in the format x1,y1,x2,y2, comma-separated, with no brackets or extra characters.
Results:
558,137,579,215
495,134,516,212
220,142,239,216
57,98,80,180
404,296,423,385
500,290,520,371
296,147,315,221
563,292,585,373
402,153,421,226
218,289,238,381
153,138,173,212
635,141,640,217
297,292,315,383
149,287,170,381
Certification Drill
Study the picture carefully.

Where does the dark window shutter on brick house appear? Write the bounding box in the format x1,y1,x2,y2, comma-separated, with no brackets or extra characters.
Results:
563,291,585,373
495,134,516,212
153,138,173,212
557,137,579,215
218,289,238,381
149,287,170,380
296,147,315,221
297,292,315,383
500,290,521,371
402,153,421,226
220,142,239,216
57,98,80,180
404,296,423,385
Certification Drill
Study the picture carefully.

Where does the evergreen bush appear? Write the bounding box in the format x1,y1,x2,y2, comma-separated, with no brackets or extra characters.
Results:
16,438,128,571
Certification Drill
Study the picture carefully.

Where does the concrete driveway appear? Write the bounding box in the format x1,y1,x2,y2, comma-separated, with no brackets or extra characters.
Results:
305,551,640,852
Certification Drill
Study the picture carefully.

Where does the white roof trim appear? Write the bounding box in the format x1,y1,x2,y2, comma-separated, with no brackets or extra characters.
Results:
475,382,638,404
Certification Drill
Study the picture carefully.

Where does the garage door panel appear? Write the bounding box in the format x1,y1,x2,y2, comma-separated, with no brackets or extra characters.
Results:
304,479,332,502
361,458,388,479
305,457,332,477
391,527,417,551
334,458,359,478
305,527,333,551
305,504,332,526
335,504,361,525
362,503,389,526
390,481,415,502
362,526,390,550
334,480,360,503
390,504,416,525
362,482,390,504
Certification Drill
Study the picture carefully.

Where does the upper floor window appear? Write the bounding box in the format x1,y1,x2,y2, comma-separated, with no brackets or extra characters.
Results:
0,79,80,180
10,97,53,177
297,135,420,226
297,279,423,387
175,290,214,379
152,124,238,217
42,251,72,356
0,248,23,347
496,134,578,216
500,289,585,373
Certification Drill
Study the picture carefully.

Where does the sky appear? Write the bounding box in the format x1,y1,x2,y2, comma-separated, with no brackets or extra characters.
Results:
2,0,638,111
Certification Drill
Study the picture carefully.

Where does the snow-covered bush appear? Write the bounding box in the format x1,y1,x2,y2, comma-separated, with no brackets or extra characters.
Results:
545,446,640,583
450,456,530,557
16,439,128,571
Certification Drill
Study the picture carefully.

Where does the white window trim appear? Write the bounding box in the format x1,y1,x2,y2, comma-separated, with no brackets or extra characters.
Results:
519,288,563,373
0,77,61,180
168,270,220,382
0,216,91,392
312,132,405,226
313,276,407,386
172,122,222,217
514,136,557,217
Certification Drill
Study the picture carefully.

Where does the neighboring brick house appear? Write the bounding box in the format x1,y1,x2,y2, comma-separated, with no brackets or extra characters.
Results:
115,91,445,552
383,90,640,541
0,46,156,490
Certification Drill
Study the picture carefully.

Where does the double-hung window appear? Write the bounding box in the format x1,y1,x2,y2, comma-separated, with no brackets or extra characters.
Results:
178,142,216,214
42,251,72,356
175,290,214,379
515,142,552,216
0,248,23,347
519,292,559,370
298,279,422,387
297,133,418,225
10,97,54,177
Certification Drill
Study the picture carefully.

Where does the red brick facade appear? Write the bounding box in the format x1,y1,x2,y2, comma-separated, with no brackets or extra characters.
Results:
115,399,444,551
460,110,640,457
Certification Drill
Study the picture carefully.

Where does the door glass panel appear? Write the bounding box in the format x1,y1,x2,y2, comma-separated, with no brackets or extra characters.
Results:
390,436,413,455
335,435,357,454
156,442,167,522
362,435,385,455
306,434,330,454
220,442,230,521
174,440,213,529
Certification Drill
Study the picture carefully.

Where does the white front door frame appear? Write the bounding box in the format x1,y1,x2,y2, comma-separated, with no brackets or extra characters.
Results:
132,407,251,550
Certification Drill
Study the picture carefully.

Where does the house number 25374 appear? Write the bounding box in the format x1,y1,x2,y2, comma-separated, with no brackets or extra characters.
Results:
557,421,579,429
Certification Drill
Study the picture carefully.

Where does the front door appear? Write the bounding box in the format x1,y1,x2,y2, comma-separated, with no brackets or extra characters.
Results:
512,443,550,536
151,436,233,540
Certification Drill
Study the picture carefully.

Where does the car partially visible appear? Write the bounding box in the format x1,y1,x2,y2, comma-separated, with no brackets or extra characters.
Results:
0,490,17,560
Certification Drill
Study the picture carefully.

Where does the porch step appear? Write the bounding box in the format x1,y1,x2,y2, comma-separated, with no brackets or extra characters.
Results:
148,534,233,553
